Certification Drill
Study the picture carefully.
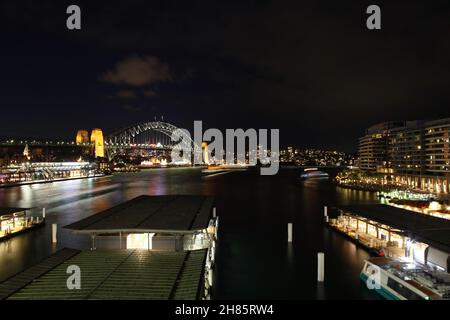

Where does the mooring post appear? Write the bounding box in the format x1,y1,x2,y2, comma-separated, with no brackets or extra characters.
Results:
288,223,293,243
91,235,96,250
52,224,57,243
318,252,325,282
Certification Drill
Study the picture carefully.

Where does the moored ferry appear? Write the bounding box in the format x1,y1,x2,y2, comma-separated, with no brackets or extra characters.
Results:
360,257,450,300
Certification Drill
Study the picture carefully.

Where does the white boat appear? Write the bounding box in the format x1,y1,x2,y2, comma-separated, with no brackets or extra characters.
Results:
202,164,249,174
360,257,450,300
299,168,329,179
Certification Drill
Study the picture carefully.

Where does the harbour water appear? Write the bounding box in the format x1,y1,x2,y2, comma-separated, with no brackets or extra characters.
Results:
0,167,380,299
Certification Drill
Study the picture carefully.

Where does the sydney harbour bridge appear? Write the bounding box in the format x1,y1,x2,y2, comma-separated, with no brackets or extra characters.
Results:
104,121,201,161
0,120,203,163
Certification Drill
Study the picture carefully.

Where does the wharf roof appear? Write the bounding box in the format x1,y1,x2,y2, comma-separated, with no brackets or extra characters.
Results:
0,207,31,216
337,204,450,253
65,195,215,234
0,248,207,300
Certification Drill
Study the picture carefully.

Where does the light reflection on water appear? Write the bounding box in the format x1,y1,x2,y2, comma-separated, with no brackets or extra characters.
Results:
0,168,380,299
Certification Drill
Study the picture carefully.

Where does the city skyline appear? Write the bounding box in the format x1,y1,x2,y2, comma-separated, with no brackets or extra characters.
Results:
1,1,450,152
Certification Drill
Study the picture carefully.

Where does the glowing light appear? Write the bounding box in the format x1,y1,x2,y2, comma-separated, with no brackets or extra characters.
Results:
126,233,155,249
75,130,89,145
90,128,105,158
172,159,191,165
428,201,442,211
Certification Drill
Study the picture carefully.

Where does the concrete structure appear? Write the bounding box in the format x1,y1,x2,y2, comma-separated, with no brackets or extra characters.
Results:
75,130,89,145
317,252,325,282
90,128,105,158
287,223,293,242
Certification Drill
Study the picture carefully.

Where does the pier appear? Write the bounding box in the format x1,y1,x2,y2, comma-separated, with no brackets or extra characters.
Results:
0,207,45,241
0,195,218,300
327,204,450,272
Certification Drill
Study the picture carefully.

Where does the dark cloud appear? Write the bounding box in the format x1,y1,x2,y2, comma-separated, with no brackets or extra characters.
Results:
100,55,172,87
122,104,142,112
143,89,158,97
116,89,137,99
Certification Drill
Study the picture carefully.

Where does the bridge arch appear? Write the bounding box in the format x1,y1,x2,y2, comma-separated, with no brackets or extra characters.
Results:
105,121,201,161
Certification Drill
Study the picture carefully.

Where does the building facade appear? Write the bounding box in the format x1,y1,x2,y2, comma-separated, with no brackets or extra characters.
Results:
358,118,450,194
358,121,404,171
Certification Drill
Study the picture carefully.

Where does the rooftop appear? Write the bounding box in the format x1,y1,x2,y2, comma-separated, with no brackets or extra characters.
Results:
65,195,215,234
337,204,450,253
0,207,31,216
0,248,207,300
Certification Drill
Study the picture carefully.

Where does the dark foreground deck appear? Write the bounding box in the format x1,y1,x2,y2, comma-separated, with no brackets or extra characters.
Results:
0,248,207,300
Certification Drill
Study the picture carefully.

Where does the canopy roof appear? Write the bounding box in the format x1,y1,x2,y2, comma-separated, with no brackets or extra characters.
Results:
65,195,215,234
338,204,450,253
0,207,30,216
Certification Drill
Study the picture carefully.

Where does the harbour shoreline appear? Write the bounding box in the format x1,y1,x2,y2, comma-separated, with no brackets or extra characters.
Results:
0,174,109,189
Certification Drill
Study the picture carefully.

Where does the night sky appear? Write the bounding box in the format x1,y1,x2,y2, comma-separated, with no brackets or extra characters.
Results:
1,0,449,151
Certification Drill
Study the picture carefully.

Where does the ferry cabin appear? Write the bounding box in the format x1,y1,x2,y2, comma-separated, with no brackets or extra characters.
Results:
360,257,450,300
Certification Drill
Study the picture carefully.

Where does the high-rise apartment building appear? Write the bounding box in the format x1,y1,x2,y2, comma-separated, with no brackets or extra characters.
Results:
358,121,404,171
358,118,450,194
386,121,424,176
425,119,450,174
